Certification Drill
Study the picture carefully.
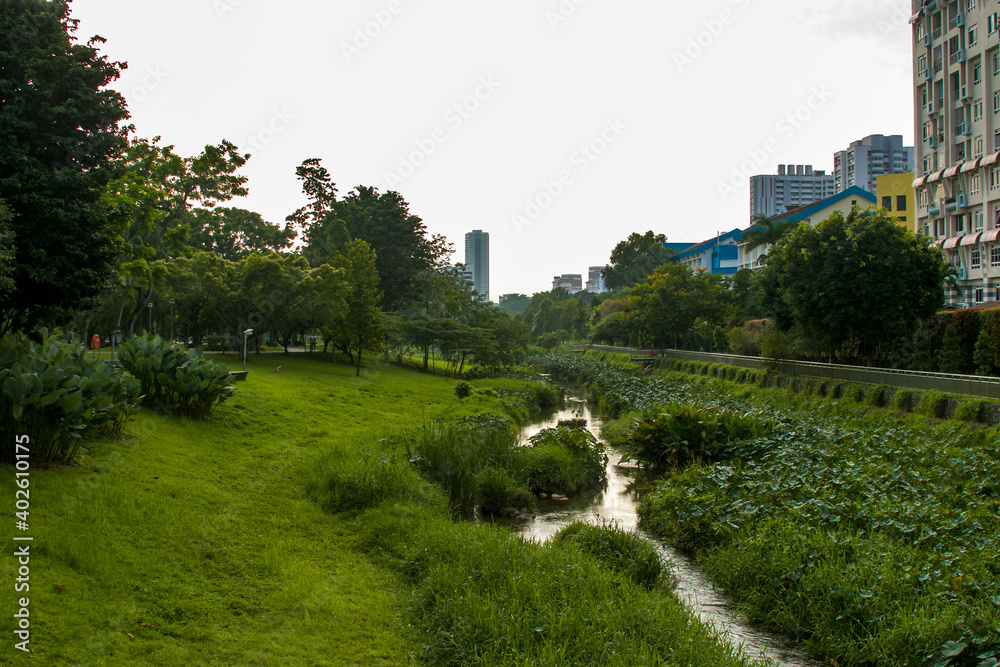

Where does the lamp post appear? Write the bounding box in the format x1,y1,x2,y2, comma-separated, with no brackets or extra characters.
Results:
169,299,175,342
243,328,254,372
147,302,153,334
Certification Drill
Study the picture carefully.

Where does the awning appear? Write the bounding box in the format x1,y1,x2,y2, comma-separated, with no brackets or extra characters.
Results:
982,229,1000,243
927,169,946,183
944,164,962,178
942,236,963,249
960,233,983,247
909,10,924,24
960,158,983,173
912,174,928,188
982,151,1000,166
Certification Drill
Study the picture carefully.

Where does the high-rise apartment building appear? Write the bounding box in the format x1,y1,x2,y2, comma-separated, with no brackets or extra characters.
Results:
749,165,836,219
464,230,490,301
833,135,915,194
552,275,583,293
911,0,1000,306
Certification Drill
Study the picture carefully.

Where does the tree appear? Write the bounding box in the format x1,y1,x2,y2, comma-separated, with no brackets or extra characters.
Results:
938,325,964,373
332,240,384,376
187,207,294,261
0,203,14,301
602,231,676,291
739,214,798,254
105,136,250,336
0,0,130,333
498,293,531,317
627,264,730,348
760,209,945,363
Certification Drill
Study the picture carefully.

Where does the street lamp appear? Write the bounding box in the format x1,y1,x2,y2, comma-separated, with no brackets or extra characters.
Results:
243,328,254,372
147,302,153,334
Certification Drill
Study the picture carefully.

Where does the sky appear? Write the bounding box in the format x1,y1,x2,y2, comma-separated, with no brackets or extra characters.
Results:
71,0,916,300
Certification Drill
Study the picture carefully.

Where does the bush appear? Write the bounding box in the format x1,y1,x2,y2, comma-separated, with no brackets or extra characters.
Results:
916,390,950,419
118,335,235,419
454,380,471,399
626,403,775,467
952,398,986,423
523,426,607,494
552,521,665,590
0,331,141,464
476,467,536,516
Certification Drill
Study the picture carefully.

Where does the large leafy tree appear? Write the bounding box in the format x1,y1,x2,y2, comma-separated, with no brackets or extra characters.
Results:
627,264,730,348
290,159,451,311
186,207,294,261
330,239,384,376
0,0,130,333
760,208,945,362
106,136,249,336
602,231,677,291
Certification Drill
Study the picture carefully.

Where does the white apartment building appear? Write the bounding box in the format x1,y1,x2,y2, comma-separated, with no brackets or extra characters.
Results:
833,135,915,194
749,165,836,219
911,0,1000,306
464,230,490,301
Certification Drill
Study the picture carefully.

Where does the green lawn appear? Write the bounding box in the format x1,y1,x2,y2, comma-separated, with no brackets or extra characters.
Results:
1,355,467,666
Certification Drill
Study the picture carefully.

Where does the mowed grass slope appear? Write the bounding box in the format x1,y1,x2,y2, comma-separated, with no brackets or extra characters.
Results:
0,355,469,666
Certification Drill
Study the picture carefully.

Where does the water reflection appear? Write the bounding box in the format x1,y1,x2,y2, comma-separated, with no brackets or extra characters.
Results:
508,395,826,667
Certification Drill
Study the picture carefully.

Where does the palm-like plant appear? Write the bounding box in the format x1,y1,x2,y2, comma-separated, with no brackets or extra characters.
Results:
740,214,799,253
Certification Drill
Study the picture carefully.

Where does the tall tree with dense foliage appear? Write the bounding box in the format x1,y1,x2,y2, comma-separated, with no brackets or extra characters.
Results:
739,214,798,254
760,209,945,362
627,264,730,348
186,207,294,261
331,239,384,376
0,0,130,333
602,231,676,291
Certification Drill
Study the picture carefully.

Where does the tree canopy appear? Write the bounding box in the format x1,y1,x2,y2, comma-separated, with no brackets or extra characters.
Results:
0,0,130,333
602,231,676,291
759,208,945,362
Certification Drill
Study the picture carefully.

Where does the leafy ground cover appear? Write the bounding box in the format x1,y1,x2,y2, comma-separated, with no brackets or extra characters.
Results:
531,352,1000,667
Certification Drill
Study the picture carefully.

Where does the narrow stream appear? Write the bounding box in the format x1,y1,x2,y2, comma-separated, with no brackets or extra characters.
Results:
508,394,826,667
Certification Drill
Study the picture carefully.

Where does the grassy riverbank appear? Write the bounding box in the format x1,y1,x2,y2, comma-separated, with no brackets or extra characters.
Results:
530,352,1000,667
1,354,760,666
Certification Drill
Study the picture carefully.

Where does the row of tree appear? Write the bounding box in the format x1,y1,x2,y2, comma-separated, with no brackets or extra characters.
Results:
0,1,528,377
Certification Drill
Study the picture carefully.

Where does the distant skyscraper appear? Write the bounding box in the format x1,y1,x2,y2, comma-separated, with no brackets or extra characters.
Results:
464,230,490,301
750,164,836,219
833,134,914,195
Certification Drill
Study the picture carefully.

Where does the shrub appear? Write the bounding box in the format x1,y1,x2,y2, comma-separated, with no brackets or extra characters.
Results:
626,403,776,467
863,384,891,408
892,389,919,412
523,426,607,494
916,390,950,419
118,335,235,419
552,521,665,590
454,381,471,399
0,331,141,464
476,467,536,516
952,398,986,423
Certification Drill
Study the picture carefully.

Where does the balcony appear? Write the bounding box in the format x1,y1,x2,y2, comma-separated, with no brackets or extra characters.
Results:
928,205,942,216
924,32,933,46
957,122,972,135
949,13,965,30
945,198,958,212
950,49,966,65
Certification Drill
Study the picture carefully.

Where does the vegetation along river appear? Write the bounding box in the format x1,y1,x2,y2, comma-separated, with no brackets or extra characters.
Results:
509,392,827,667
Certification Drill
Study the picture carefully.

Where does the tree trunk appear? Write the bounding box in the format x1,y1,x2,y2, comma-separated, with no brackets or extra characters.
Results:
355,348,362,376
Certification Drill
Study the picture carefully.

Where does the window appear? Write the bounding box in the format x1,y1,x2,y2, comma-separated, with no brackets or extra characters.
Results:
882,196,892,210
919,190,929,207
897,195,907,212
975,209,985,231
975,286,985,303
992,245,1000,267
975,98,984,120
923,121,932,140
968,0,977,12
995,128,1000,151
957,214,966,233
972,248,982,270
992,90,1000,113
976,135,985,158
994,50,1000,74
924,156,932,174
919,54,928,77
990,13,1000,35
991,166,1000,189
972,172,983,194
975,60,983,83
970,25,979,47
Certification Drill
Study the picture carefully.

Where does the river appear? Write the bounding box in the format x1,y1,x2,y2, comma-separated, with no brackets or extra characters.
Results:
508,393,827,667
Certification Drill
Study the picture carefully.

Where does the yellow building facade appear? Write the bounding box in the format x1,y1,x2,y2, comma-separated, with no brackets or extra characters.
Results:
876,172,915,233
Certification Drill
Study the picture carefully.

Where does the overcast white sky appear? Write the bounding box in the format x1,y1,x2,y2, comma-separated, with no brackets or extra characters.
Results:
72,0,915,299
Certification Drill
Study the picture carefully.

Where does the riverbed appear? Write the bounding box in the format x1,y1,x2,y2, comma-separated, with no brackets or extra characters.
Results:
508,394,827,667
